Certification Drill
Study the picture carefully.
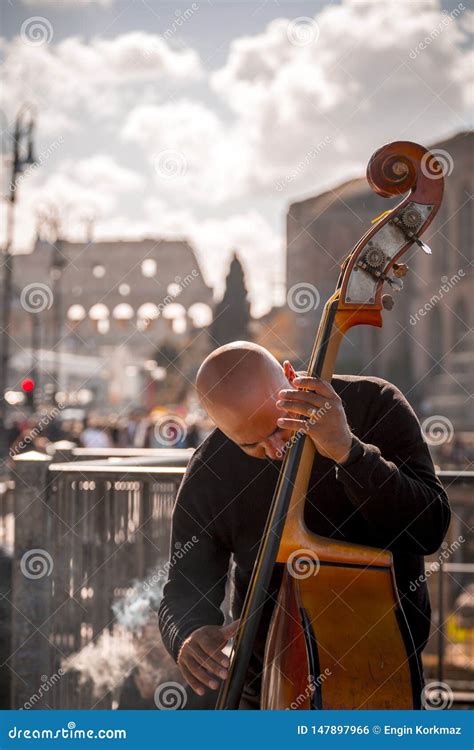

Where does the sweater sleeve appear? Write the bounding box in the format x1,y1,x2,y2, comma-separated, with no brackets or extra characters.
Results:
157,453,231,662
335,380,451,555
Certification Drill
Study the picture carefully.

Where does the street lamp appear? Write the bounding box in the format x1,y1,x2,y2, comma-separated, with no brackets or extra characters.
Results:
0,105,37,442
41,204,66,401
36,202,69,404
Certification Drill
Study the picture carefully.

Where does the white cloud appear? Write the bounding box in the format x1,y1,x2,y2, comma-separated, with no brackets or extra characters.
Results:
122,99,250,205
122,100,222,165
71,154,144,193
3,0,471,315
120,1,471,206
186,210,283,316
6,154,144,251
0,32,202,135
210,0,472,194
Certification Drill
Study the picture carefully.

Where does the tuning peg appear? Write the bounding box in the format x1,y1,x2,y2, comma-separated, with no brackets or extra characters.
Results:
387,276,403,291
382,294,394,310
415,238,432,255
392,263,409,278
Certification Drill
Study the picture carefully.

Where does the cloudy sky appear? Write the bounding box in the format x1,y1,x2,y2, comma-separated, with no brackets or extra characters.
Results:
1,0,472,315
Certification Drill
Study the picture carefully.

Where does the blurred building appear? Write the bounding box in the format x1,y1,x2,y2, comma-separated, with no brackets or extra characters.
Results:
10,238,213,409
252,306,295,363
286,131,473,429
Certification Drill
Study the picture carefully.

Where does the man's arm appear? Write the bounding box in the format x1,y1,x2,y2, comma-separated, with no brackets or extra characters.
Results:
158,453,231,663
335,379,451,555
277,376,450,555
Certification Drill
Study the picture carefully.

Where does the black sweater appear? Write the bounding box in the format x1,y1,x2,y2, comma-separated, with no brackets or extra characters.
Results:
158,375,450,682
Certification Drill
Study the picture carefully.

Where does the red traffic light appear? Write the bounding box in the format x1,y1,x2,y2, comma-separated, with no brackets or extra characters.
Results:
21,378,35,393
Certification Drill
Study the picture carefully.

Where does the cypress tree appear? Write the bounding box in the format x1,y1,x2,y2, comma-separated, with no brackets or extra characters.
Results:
210,253,251,345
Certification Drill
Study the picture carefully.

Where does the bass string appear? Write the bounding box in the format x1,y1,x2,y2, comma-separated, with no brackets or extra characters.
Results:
221,300,339,702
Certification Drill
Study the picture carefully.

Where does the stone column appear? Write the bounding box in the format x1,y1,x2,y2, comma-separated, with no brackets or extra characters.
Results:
10,451,53,709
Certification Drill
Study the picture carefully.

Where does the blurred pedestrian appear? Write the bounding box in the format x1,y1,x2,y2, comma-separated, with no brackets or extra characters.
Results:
80,416,112,449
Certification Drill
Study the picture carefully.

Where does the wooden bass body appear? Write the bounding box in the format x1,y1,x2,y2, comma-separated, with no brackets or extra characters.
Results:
262,537,421,709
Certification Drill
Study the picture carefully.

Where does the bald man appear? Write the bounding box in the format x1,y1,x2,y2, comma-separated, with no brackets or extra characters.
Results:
158,342,450,709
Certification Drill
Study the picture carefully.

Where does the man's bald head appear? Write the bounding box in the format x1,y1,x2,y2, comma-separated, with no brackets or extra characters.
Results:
196,341,291,459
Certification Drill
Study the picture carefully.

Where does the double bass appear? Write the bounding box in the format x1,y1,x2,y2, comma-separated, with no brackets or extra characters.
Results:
217,141,444,710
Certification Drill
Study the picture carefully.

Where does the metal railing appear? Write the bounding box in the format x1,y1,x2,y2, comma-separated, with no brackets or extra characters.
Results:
7,451,188,709
0,477,14,553
421,472,473,706
1,454,472,709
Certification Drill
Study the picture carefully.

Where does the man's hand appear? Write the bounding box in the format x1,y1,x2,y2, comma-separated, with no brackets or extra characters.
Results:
276,375,353,464
177,620,239,696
